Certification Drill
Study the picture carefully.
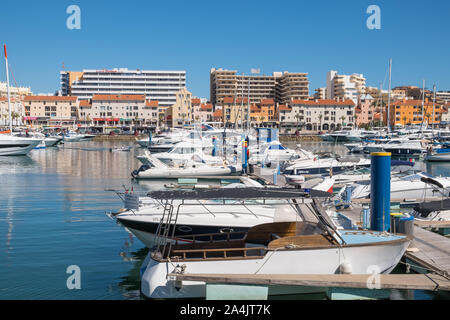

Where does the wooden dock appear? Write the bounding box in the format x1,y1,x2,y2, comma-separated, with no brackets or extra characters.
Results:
405,226,450,276
339,203,450,280
168,273,450,291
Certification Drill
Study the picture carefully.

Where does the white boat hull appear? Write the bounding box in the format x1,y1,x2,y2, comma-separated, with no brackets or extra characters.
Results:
0,135,42,156
141,235,409,299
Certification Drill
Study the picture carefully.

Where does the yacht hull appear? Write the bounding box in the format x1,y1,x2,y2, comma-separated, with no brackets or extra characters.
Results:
141,236,409,299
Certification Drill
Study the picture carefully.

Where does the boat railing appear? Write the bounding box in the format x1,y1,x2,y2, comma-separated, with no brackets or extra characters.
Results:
170,246,266,261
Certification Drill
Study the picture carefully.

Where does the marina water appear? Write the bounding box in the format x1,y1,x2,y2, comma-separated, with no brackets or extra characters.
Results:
0,140,447,300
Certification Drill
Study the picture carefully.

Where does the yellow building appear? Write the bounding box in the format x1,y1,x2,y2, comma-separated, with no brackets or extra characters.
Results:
387,98,444,127
168,87,192,127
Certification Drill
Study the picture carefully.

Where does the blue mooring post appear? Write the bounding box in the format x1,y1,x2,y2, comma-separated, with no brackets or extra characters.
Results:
212,136,217,156
242,140,248,174
370,152,391,232
148,130,152,148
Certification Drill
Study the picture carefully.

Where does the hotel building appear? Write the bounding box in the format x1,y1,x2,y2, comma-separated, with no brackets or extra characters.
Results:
60,68,186,107
210,68,309,106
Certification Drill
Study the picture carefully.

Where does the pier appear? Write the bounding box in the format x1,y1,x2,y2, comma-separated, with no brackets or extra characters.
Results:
168,273,450,292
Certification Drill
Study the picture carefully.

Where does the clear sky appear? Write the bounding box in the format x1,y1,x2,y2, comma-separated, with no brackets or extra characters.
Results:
1,0,449,98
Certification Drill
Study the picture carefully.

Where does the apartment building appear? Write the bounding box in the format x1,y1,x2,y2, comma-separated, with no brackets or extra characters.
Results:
355,94,375,126
220,97,250,127
0,97,25,126
387,98,444,127
249,99,278,126
279,98,355,132
274,72,309,104
314,87,326,100
167,87,192,127
61,68,186,107
23,96,78,126
78,94,159,127
210,68,309,106
436,91,450,103
0,81,32,98
326,71,366,103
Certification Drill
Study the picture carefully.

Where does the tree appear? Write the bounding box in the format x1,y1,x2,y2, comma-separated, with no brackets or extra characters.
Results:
295,113,301,132
402,116,407,126
340,115,346,127
318,114,323,131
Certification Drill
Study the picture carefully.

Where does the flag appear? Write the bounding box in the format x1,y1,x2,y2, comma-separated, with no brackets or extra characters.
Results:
251,68,260,74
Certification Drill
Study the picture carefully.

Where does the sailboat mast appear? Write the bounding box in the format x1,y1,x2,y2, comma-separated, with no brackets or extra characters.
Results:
4,45,12,133
432,84,436,136
387,58,392,132
421,79,425,133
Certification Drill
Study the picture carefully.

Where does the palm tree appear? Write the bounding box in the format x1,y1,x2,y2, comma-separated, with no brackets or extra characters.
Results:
340,115,346,127
402,116,407,126
11,111,19,126
318,114,323,131
295,113,301,132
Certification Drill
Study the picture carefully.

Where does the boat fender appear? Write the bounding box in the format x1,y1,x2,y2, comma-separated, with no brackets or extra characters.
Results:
339,261,353,274
223,160,229,165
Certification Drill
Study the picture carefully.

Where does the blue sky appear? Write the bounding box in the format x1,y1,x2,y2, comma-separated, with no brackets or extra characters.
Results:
0,0,449,98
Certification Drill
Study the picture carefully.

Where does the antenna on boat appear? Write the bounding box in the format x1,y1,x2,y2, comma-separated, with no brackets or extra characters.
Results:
4,44,12,133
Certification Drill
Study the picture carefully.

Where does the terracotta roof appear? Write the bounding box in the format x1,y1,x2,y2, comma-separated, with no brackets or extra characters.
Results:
291,99,355,106
24,95,77,102
278,104,291,111
92,94,145,101
213,109,223,118
79,100,92,107
191,98,201,105
260,98,274,105
145,100,159,107
391,99,433,106
250,105,260,112
200,103,213,111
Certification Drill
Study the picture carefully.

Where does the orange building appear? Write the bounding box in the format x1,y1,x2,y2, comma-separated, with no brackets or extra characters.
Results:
387,98,444,127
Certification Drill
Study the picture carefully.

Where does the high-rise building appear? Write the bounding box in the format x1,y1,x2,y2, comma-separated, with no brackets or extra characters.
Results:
314,87,326,100
326,70,366,103
60,68,186,107
210,68,309,106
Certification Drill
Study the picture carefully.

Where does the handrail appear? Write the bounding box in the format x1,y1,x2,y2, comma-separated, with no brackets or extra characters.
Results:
172,246,266,260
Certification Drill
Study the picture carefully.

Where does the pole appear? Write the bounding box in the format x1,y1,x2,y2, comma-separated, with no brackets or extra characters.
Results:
432,84,436,138
247,77,250,130
387,59,392,132
421,79,425,134
370,152,391,231
4,45,12,133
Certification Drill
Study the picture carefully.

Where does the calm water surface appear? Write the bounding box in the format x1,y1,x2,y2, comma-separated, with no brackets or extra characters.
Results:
0,140,448,300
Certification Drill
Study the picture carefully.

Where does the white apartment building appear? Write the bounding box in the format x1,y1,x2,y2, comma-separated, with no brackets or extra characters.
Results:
61,68,186,107
437,91,450,103
0,97,25,126
0,81,32,98
279,98,355,132
326,70,366,104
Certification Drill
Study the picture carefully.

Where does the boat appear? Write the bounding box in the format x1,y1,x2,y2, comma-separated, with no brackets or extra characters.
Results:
131,152,241,179
0,134,42,156
0,45,42,155
111,187,331,248
282,156,371,176
338,172,450,200
248,140,301,165
138,188,410,299
407,198,450,221
424,146,450,162
110,146,132,152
